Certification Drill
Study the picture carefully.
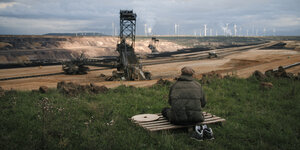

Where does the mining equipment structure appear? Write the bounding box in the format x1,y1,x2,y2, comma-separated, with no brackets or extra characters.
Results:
62,53,90,75
148,37,159,54
114,10,151,80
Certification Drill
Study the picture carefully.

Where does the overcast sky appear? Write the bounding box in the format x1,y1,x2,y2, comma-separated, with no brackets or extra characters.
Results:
0,0,299,36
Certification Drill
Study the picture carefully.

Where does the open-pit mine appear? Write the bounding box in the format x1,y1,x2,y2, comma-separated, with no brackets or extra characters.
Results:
1,33,300,91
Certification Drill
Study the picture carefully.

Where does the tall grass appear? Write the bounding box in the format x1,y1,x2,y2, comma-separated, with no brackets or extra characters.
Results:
0,77,299,150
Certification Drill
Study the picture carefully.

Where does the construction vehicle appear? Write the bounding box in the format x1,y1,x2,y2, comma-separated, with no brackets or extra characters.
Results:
208,51,218,58
62,53,90,75
113,10,151,80
148,37,159,54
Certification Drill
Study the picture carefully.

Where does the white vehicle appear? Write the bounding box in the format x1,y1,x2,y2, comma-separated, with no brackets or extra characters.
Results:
208,51,218,58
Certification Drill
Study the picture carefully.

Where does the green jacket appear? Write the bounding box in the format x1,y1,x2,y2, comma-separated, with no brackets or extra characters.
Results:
167,75,206,124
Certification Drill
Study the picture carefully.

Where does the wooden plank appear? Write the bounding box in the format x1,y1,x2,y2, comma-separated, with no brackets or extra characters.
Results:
203,117,221,121
147,124,185,130
136,116,219,126
149,125,185,131
146,124,184,129
131,112,226,132
147,119,226,131
138,120,169,125
143,121,169,125
145,118,224,130
142,122,172,127
200,119,226,125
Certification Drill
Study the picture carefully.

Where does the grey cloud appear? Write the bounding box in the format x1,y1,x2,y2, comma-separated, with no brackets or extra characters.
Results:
0,0,16,3
0,0,299,35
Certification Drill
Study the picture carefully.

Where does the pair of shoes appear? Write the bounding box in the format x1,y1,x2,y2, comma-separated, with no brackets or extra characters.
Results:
191,125,214,141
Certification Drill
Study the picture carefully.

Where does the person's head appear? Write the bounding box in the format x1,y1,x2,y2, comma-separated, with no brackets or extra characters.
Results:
181,67,195,76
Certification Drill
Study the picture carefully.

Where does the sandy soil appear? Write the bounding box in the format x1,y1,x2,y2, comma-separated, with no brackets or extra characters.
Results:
56,36,186,57
1,46,299,91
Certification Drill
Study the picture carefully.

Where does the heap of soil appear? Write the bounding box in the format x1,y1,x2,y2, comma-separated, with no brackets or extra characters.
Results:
265,66,296,79
39,86,48,93
98,73,119,81
57,81,108,96
260,82,273,90
201,71,222,84
156,78,172,86
202,71,222,79
252,70,266,81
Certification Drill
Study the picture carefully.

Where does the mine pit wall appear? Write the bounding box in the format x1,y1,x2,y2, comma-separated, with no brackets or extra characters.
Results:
1,35,299,69
0,49,78,69
0,36,77,66
0,35,186,66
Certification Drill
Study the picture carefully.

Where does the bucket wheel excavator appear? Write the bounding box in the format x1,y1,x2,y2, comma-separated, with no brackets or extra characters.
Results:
113,10,151,80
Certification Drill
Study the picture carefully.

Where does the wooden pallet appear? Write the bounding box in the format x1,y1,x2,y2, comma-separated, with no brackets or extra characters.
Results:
131,112,225,132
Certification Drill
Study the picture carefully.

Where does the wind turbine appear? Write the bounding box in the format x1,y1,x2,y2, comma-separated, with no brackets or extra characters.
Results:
204,24,207,36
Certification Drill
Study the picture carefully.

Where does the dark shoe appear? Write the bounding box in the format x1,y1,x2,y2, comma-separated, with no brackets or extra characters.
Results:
203,127,214,140
190,131,203,141
190,125,204,141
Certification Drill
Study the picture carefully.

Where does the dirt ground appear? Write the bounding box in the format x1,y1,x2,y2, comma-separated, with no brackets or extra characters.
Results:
1,45,299,91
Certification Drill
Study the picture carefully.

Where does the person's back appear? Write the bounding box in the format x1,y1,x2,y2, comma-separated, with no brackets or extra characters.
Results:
162,67,206,125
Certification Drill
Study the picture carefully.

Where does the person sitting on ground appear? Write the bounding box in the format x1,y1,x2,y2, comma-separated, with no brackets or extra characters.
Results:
162,67,206,125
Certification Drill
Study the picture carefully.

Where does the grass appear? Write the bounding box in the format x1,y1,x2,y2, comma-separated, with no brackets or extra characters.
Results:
0,77,299,150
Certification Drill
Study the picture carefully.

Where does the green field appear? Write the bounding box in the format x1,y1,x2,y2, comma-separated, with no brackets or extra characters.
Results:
0,76,299,150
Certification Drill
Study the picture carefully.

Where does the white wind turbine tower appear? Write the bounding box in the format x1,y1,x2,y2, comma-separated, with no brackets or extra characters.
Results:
199,29,202,36
174,24,177,35
144,24,148,36
204,24,207,36
148,27,152,36
263,27,266,36
226,23,229,36
112,22,115,36
273,28,276,36
216,30,218,36
234,24,237,36
210,28,212,36
246,29,249,36
239,27,242,36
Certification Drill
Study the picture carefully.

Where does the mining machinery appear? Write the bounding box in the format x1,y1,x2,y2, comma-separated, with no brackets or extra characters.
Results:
148,37,159,54
113,10,151,80
62,53,90,75
208,51,218,58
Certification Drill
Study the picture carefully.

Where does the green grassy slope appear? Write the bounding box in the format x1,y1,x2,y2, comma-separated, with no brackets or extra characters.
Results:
0,77,299,150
